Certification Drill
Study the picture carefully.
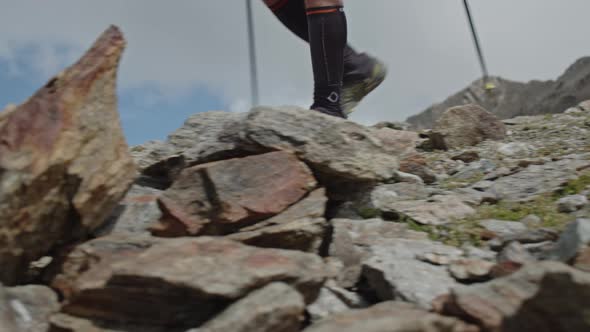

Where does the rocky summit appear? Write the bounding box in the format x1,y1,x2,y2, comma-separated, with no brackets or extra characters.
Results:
407,57,590,129
1,26,590,332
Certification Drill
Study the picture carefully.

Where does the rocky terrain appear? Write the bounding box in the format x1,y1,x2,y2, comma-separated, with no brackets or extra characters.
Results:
1,26,590,332
407,57,590,129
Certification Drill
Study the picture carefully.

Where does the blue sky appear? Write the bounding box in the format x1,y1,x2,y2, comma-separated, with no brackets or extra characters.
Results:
1,1,590,146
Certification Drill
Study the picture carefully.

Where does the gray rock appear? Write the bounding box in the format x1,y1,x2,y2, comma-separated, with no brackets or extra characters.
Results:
557,195,588,213
191,283,305,332
498,242,537,264
96,185,163,237
451,159,496,181
136,111,250,182
304,301,478,332
329,218,428,288
393,171,424,184
489,229,560,250
479,219,528,237
429,105,507,150
497,142,536,157
241,106,399,182
520,214,542,227
436,261,590,332
370,183,431,208
448,259,495,282
0,285,59,332
487,158,590,201
452,187,498,206
362,239,462,308
462,245,497,261
549,218,590,262
306,282,367,324
129,140,173,172
381,195,476,225
227,188,328,253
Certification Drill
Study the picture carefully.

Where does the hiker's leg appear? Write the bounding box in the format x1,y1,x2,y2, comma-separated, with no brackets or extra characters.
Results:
264,0,358,72
304,0,347,117
265,0,387,115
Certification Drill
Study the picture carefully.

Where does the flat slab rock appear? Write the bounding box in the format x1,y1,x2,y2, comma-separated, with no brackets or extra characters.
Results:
380,195,476,225
329,218,429,288
362,238,464,309
242,106,399,182
436,261,590,332
303,301,478,332
0,284,59,332
487,157,590,201
52,236,328,328
0,26,136,285
153,151,317,236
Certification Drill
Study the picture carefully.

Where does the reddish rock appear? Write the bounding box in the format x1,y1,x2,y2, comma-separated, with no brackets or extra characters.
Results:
452,151,481,163
303,301,479,332
227,188,328,253
436,262,590,332
152,151,317,237
574,246,590,272
399,154,437,184
0,26,136,285
52,236,328,327
371,128,421,156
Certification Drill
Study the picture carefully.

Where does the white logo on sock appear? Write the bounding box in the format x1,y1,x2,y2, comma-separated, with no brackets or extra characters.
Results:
327,92,340,103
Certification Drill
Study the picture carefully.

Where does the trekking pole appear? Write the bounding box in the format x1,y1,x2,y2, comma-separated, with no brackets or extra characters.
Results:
462,0,495,90
246,0,260,106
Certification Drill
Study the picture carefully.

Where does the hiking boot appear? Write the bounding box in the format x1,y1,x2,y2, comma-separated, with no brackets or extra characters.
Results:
311,105,347,119
341,54,387,115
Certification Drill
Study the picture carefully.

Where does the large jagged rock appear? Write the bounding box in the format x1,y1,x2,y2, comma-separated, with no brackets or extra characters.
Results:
241,106,399,182
303,301,479,332
134,107,402,187
407,57,590,129
52,236,328,328
0,26,136,285
435,261,590,332
188,283,305,332
152,151,317,237
429,105,507,150
0,284,59,332
227,188,328,253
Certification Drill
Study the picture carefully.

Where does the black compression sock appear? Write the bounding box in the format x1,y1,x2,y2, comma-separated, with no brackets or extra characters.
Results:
270,1,359,78
307,6,347,113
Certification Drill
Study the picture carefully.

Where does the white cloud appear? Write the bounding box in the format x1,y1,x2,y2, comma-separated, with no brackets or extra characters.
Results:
0,0,589,124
